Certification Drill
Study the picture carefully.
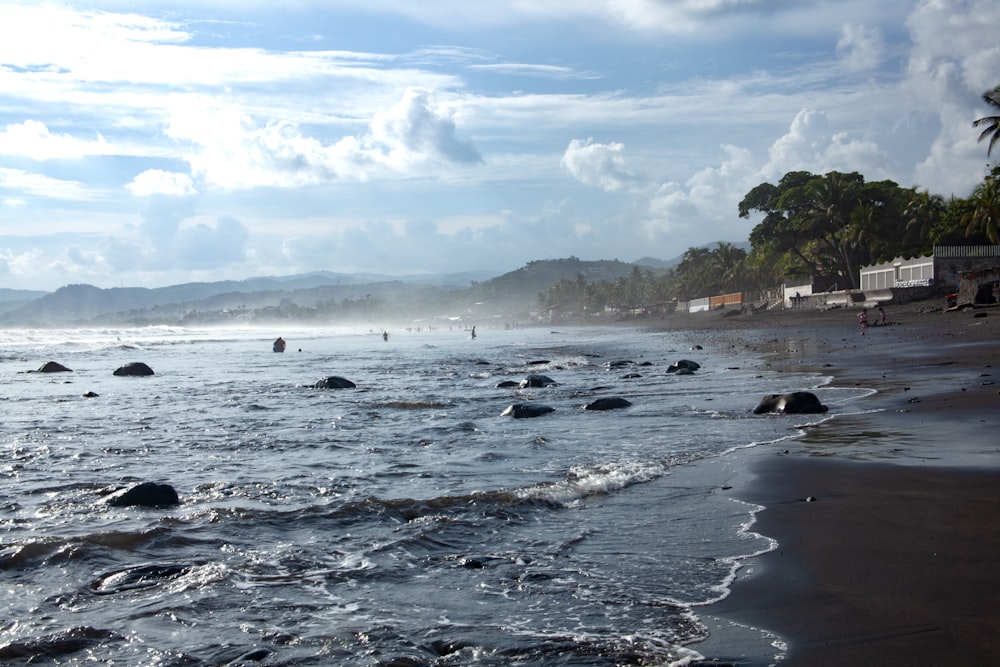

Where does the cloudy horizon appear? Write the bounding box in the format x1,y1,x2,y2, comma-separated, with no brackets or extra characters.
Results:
1,0,998,291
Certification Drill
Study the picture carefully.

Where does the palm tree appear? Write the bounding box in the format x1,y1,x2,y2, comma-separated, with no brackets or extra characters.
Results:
709,242,747,292
904,188,945,246
973,85,1000,157
806,172,863,288
963,175,1000,243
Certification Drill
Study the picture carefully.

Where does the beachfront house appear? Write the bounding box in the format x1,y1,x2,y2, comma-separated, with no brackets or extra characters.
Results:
782,245,1000,311
859,246,1000,291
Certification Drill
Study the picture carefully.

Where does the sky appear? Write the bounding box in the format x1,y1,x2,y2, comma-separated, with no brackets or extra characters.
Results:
1,0,999,291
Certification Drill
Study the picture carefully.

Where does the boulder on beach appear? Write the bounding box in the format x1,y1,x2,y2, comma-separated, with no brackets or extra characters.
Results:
752,391,828,415
667,360,700,374
113,362,154,377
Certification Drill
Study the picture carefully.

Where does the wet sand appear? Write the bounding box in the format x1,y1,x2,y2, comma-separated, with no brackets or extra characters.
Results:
618,299,1000,665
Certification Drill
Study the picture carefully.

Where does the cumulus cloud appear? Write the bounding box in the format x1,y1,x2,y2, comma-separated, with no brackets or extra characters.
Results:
369,87,482,166
127,170,197,197
762,109,890,180
561,138,639,192
897,0,1000,193
166,87,481,191
0,120,110,161
836,23,884,71
643,144,758,239
905,0,1000,94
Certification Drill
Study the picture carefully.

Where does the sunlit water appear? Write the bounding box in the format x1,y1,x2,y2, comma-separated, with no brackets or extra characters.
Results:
0,324,867,665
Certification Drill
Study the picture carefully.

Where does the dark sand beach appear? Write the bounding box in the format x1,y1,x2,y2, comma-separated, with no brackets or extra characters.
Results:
632,299,1000,665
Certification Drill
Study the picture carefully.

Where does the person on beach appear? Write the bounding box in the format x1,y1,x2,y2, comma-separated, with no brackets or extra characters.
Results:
470,326,476,339
878,306,887,325
858,308,868,335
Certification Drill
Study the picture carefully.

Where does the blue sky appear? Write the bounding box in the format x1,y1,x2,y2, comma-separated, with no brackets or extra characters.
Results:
1,0,998,291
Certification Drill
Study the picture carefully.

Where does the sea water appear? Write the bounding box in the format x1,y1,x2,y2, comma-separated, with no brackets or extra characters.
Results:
0,324,865,665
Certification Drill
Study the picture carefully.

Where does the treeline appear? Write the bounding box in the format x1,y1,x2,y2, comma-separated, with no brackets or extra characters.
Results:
539,165,1000,315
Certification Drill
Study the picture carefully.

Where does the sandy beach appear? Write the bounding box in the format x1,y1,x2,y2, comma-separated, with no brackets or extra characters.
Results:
629,299,1000,665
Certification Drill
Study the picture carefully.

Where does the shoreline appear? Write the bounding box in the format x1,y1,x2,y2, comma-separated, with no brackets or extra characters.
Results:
624,299,1000,665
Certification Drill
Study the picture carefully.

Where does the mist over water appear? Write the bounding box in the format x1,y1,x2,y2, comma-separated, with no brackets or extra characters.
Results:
1,324,863,665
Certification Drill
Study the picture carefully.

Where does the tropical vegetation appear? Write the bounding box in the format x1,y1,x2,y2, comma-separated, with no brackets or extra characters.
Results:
535,84,1000,316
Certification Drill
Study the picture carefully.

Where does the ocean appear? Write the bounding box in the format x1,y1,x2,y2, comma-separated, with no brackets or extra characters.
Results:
0,323,868,665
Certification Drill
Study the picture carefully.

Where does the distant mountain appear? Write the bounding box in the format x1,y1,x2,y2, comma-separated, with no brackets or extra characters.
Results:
0,253,753,327
0,288,49,316
0,288,48,303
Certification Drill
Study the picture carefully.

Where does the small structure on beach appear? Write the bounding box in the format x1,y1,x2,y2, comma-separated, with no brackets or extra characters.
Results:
952,267,1000,308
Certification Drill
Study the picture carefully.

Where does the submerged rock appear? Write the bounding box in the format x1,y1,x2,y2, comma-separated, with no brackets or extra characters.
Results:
314,376,356,389
107,482,180,507
519,374,557,388
584,397,632,411
37,361,73,373
501,403,555,419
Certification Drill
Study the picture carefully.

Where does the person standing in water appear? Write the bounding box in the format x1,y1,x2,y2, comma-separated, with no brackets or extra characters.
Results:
470,326,476,340
858,308,868,335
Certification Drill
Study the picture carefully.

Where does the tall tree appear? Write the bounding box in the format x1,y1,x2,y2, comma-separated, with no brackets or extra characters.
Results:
963,174,1000,243
709,241,747,292
973,85,1000,157
904,188,945,248
805,171,865,288
740,171,821,277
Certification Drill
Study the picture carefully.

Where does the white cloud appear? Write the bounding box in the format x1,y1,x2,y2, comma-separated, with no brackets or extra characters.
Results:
643,144,758,239
368,87,483,167
761,109,891,181
905,0,1000,94
561,138,638,192
127,170,197,197
0,120,111,160
836,23,884,71
0,167,99,201
165,87,481,191
897,0,1000,193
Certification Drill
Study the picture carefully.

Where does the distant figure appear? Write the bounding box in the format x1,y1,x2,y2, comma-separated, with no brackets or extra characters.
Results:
383,331,389,342
470,326,477,340
273,337,286,353
858,309,868,335
878,306,887,326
